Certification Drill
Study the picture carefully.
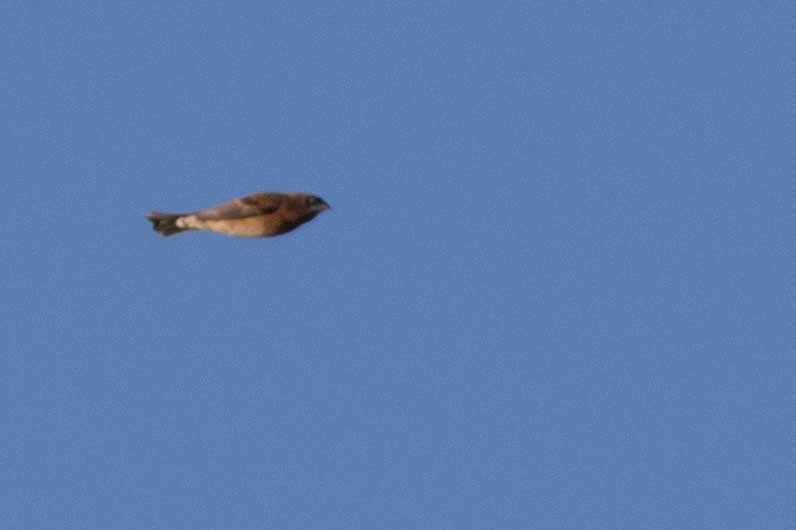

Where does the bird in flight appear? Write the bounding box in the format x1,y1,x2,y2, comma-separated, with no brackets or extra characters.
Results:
147,192,329,238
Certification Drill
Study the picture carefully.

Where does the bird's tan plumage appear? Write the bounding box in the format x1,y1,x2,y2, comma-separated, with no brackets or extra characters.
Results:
147,192,329,238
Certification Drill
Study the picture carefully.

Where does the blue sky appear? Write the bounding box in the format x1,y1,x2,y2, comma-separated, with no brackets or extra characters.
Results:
2,2,793,527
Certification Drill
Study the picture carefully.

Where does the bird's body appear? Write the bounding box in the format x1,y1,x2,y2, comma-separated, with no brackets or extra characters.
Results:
147,192,329,238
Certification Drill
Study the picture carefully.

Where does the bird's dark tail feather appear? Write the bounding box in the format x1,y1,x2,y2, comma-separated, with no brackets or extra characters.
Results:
147,212,188,236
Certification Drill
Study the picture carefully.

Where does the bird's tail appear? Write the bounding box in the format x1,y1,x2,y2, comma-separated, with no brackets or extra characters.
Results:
147,212,188,236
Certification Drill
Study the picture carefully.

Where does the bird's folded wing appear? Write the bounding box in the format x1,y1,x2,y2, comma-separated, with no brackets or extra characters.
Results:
194,193,283,220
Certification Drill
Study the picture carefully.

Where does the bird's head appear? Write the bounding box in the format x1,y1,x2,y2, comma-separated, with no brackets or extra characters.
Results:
305,195,330,213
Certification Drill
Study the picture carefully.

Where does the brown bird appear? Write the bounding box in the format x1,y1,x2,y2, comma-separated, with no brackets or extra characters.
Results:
147,192,329,238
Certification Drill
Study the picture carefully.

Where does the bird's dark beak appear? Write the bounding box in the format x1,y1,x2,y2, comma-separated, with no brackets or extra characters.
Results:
315,198,330,211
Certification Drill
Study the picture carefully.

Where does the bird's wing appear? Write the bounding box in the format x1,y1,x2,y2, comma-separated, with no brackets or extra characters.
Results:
193,193,284,220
